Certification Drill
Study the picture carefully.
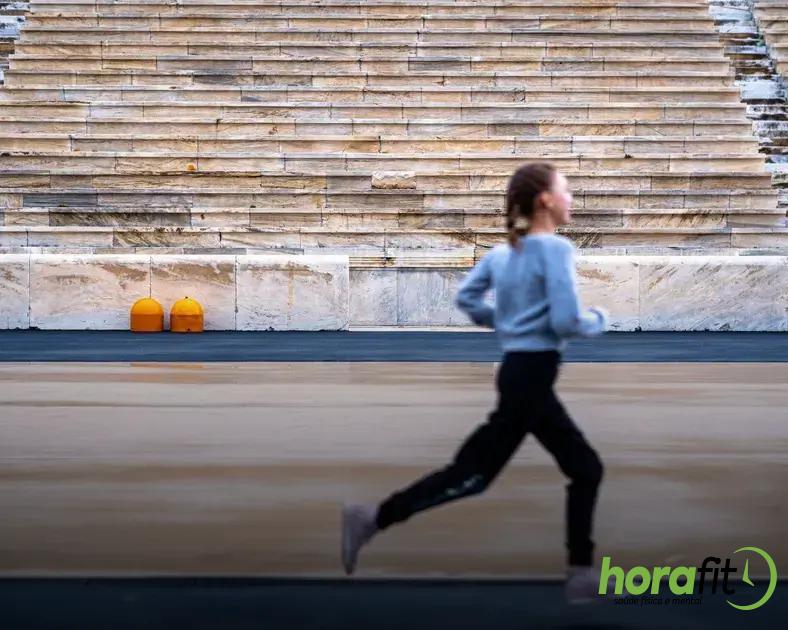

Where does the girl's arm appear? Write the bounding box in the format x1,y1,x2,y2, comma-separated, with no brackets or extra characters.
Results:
455,253,495,328
544,239,608,338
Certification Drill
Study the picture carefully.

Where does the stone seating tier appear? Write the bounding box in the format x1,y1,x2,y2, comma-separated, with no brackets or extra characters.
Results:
755,0,788,76
0,1,785,330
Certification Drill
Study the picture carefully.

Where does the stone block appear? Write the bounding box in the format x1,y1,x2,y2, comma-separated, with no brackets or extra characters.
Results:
576,256,640,331
349,268,397,326
27,229,114,248
397,269,468,326
639,256,787,331
301,231,385,255
0,254,30,329
372,171,417,190
236,255,349,330
113,230,222,249
220,230,302,251
151,255,236,330
29,255,151,329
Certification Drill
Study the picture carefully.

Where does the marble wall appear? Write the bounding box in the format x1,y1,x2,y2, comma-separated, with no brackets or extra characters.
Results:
349,256,787,331
0,254,29,329
0,254,785,330
1,254,349,330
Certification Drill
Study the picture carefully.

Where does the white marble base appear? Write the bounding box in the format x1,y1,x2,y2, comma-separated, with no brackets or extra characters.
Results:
151,255,236,331
638,256,787,331
236,255,349,331
3,254,350,331
1,255,786,331
0,254,29,329
30,254,150,330
348,256,787,331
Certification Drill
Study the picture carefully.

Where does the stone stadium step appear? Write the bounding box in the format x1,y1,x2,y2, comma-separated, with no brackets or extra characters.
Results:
0,225,785,255
28,0,711,6
0,187,778,213
0,85,745,105
2,246,781,259
7,55,733,75
0,101,751,121
0,134,761,156
753,1,788,20
0,133,765,157
770,45,788,71
26,2,715,20
0,181,777,203
758,26,788,46
0,151,770,175
5,246,784,259
2,70,738,89
0,118,757,138
16,27,724,46
20,14,719,32
5,205,782,230
755,6,787,76
11,41,727,59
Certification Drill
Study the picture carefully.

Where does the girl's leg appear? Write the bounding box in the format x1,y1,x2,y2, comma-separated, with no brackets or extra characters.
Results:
341,351,559,575
375,351,559,530
531,391,604,567
374,406,528,530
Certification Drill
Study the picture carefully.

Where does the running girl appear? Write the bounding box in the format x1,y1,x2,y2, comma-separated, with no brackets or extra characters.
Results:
341,162,611,604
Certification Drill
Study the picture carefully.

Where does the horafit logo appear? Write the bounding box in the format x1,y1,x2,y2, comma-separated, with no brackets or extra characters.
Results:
599,547,778,611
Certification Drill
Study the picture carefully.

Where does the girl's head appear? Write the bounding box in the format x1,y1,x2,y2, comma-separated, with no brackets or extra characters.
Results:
505,162,573,246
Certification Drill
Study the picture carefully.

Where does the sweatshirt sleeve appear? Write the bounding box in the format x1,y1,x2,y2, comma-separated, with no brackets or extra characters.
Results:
455,252,495,328
544,238,607,338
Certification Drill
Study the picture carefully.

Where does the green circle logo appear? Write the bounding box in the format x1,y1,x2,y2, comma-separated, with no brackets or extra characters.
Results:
726,546,778,611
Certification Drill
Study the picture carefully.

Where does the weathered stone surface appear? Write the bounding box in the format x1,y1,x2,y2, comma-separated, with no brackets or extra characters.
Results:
29,255,151,330
236,255,349,330
151,255,236,330
0,254,30,329
576,256,640,331
349,268,397,326
639,256,788,331
397,269,468,326
371,171,417,190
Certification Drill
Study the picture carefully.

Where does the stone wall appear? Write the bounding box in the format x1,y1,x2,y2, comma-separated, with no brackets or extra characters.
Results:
2,254,785,331
0,254,349,330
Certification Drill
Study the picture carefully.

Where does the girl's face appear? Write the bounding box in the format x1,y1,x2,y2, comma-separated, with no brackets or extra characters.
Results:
545,172,573,225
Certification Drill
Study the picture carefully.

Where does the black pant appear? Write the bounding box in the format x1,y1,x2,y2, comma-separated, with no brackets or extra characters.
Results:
375,350,604,567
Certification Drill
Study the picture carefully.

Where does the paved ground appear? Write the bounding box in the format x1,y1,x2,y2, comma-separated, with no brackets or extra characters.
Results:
0,330,786,362
0,362,785,578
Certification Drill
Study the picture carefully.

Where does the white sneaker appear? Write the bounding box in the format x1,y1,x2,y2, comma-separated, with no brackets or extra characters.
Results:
341,503,379,575
565,565,619,605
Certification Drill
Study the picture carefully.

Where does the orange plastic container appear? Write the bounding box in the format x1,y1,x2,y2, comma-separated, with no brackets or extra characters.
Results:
170,297,204,333
130,297,164,333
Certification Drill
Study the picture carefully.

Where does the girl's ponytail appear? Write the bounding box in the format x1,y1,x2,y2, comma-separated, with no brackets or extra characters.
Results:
506,203,531,247
505,162,556,249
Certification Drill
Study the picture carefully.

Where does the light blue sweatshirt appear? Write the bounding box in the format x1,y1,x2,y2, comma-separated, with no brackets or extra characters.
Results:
455,233,608,353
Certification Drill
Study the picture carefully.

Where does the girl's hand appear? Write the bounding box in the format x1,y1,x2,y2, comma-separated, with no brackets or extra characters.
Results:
593,306,609,320
590,306,610,329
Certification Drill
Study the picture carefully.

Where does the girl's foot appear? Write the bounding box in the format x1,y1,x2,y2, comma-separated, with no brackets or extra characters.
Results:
341,503,379,575
565,565,618,605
